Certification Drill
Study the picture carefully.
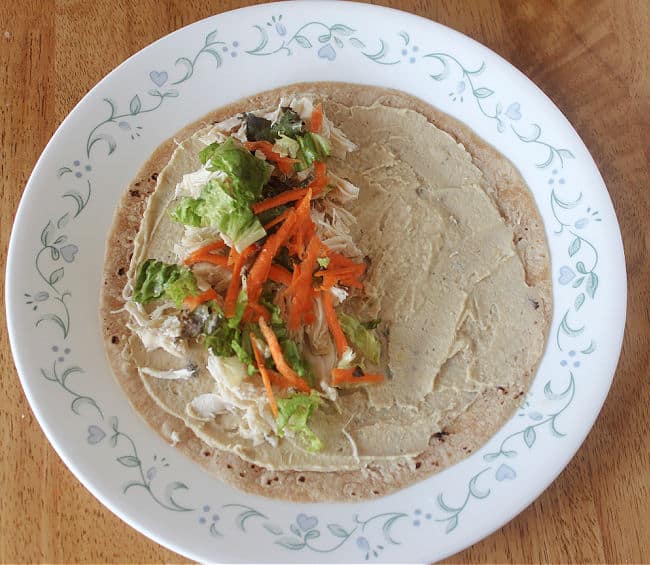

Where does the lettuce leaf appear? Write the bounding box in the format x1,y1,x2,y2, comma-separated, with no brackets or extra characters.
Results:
338,312,381,365
273,134,300,158
276,391,322,452
171,179,266,252
245,108,304,142
227,288,248,329
295,132,331,171
133,259,198,307
244,113,276,143
271,108,303,139
199,137,271,203
282,339,315,387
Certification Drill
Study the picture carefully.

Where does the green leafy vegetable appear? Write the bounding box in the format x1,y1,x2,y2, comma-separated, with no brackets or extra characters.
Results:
171,179,266,251
245,108,304,143
317,257,330,268
199,138,271,203
362,319,381,330
133,259,198,307
295,132,331,171
231,329,256,376
273,134,300,158
276,391,322,452
227,288,248,329
244,113,275,143
203,321,239,357
282,339,315,387
271,108,303,138
339,312,381,365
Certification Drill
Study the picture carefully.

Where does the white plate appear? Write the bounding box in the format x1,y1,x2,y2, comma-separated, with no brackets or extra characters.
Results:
6,2,626,562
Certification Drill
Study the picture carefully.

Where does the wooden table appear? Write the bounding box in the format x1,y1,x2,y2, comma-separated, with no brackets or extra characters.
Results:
1,1,648,562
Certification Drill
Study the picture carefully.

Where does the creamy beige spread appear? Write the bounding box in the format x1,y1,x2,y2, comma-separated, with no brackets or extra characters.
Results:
125,101,547,472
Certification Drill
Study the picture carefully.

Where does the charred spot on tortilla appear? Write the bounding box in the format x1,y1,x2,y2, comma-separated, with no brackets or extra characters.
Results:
100,82,551,502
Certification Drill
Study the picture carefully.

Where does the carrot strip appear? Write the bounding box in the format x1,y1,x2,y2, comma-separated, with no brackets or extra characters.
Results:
243,301,271,323
184,252,229,268
244,141,298,175
263,208,291,231
331,367,384,386
247,192,307,303
183,288,218,310
287,237,321,331
224,245,255,318
309,161,328,191
310,103,323,133
250,333,278,418
267,369,294,389
258,317,310,392
184,240,226,264
253,186,322,215
268,264,293,286
321,290,348,357
252,163,327,215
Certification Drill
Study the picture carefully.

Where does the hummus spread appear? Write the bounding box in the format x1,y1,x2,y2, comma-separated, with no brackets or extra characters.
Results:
124,100,546,472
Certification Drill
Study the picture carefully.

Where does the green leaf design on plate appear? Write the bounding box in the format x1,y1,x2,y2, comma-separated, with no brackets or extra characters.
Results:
523,426,536,448
117,455,141,467
585,272,598,298
129,95,142,115
327,524,350,537
473,87,494,98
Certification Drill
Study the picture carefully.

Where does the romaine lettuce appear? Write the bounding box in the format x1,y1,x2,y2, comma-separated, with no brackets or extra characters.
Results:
198,137,271,203
338,312,381,365
171,179,266,252
133,259,198,307
276,391,322,452
295,132,331,171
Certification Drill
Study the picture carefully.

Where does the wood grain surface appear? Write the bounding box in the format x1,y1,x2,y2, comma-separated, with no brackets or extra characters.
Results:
1,0,648,563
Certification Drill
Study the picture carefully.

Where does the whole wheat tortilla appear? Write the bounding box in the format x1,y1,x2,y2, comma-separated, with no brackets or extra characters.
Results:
100,82,551,502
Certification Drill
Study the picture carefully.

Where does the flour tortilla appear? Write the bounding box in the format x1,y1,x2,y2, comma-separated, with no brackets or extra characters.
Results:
100,82,551,502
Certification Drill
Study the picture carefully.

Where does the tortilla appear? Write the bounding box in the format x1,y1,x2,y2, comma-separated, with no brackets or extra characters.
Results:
100,83,551,501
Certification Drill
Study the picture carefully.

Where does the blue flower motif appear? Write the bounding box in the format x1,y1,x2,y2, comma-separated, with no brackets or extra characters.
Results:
356,536,370,550
25,291,50,310
317,43,336,61
296,513,318,531
60,244,78,263
505,102,522,120
268,15,286,36
558,265,575,285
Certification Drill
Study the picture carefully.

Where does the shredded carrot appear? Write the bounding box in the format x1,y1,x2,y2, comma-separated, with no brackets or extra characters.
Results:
258,317,310,392
250,333,278,418
244,141,298,175
331,367,384,386
310,103,323,133
263,208,291,231
184,252,229,268
309,161,328,191
252,163,327,215
321,290,348,358
247,193,306,303
267,369,294,389
224,244,255,318
183,240,226,265
268,264,293,286
183,288,218,310
252,186,321,215
287,237,321,331
243,301,271,323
